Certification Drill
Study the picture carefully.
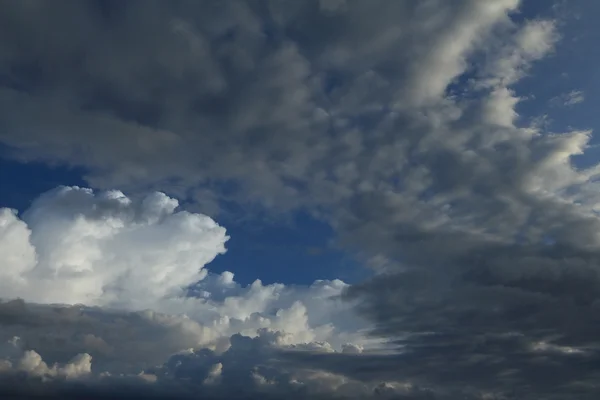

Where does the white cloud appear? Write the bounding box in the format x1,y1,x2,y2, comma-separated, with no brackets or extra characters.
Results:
0,337,91,380
0,209,37,291
480,19,558,88
0,186,228,309
551,89,585,107
0,187,368,350
564,90,585,105
474,19,559,129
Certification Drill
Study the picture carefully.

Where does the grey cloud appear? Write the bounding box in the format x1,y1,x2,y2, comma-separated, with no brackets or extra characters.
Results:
0,0,518,209
0,301,414,399
330,127,600,395
0,299,210,375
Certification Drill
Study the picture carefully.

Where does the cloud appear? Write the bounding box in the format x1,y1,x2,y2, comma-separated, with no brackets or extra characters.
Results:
1,0,599,398
0,301,400,399
0,186,377,397
318,17,600,398
0,186,368,349
551,89,585,107
0,0,520,210
0,321,422,400
15,349,92,380
0,186,228,309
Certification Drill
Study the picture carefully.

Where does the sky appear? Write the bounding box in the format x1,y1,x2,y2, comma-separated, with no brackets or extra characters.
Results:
0,0,600,399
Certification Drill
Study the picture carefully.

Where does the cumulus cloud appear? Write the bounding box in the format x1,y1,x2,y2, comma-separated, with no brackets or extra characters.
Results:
0,0,598,398
0,186,228,309
0,186,367,346
0,336,91,387
0,0,522,208
0,187,373,397
0,300,392,399
0,325,410,400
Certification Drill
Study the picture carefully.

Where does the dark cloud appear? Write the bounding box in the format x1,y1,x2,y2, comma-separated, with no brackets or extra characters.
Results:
0,0,520,208
0,299,209,375
0,300,412,399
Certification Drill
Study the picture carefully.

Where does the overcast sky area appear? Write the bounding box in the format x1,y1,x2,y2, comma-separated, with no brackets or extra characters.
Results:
0,0,600,399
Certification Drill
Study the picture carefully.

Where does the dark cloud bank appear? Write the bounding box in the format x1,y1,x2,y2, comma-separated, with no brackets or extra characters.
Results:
0,0,599,399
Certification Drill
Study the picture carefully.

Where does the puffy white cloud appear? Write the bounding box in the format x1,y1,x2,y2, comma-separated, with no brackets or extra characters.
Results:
0,336,91,380
0,209,37,294
0,186,367,351
0,186,228,309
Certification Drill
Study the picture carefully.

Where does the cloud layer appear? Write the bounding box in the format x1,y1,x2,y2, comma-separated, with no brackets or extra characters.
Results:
1,0,599,398
0,0,523,207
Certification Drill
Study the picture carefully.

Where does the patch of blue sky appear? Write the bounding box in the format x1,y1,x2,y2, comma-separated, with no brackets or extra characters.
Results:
0,147,87,212
206,208,368,286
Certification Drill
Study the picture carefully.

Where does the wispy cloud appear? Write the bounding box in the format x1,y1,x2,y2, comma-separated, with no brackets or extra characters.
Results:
551,89,585,106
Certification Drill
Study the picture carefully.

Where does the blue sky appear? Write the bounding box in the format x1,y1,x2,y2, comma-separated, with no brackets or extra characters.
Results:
2,1,600,399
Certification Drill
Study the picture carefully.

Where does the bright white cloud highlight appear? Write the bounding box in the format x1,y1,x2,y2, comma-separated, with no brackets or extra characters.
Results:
0,186,228,309
0,336,91,380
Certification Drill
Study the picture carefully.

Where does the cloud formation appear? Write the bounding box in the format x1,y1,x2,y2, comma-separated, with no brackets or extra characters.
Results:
0,186,366,344
0,187,375,397
0,186,228,308
551,89,585,107
0,0,598,398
